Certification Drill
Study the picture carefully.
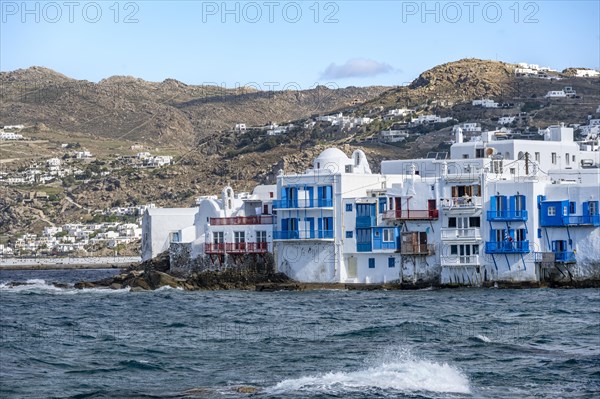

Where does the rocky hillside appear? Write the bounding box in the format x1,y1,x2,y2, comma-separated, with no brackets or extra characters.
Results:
0,66,388,145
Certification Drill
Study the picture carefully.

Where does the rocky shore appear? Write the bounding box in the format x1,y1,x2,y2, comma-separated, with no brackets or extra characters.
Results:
73,252,292,291
68,252,600,292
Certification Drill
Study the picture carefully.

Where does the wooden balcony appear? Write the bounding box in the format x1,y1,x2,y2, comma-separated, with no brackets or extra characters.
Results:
204,242,269,254
383,209,439,221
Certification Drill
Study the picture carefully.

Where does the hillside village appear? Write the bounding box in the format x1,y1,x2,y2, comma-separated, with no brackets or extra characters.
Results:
1,59,599,260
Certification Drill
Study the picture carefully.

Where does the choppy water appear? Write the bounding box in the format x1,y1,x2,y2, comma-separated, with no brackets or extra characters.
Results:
0,269,598,398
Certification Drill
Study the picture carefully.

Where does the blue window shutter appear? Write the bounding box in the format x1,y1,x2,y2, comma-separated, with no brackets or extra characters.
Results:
368,258,375,268
490,196,497,212
388,257,395,268
509,195,516,212
282,218,288,231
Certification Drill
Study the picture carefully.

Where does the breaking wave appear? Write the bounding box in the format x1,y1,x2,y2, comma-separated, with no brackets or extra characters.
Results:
268,347,470,395
0,279,130,294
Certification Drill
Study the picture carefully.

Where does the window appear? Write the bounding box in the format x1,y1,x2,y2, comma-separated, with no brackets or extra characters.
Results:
535,152,540,162
170,232,180,243
551,153,557,164
356,229,371,244
515,229,526,242
345,203,353,212
469,217,481,227
213,232,224,244
234,231,245,243
346,231,353,238
476,148,485,158
589,201,598,215
566,153,570,165
256,231,267,242
383,229,394,242
563,206,568,216
572,155,576,162
463,154,469,159
450,245,458,255
513,195,525,211
368,258,375,268
388,257,395,268
448,217,457,228
548,206,556,216
538,228,542,238
510,168,515,174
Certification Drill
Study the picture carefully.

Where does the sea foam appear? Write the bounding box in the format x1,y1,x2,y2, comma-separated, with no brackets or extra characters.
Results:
0,279,130,294
268,347,470,395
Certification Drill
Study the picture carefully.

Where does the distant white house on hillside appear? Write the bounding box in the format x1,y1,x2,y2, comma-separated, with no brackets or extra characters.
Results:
545,90,566,98
574,69,600,78
472,99,498,108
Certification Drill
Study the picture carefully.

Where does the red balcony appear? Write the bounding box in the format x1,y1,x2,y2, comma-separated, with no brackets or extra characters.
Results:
383,209,439,220
209,215,274,226
205,242,269,254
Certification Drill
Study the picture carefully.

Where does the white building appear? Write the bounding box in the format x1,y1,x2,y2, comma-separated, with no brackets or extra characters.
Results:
459,123,482,132
574,69,600,78
545,90,566,98
472,99,499,108
141,208,199,260
498,116,516,125
76,151,93,159
384,108,413,121
410,115,455,126
0,132,24,140
379,129,409,143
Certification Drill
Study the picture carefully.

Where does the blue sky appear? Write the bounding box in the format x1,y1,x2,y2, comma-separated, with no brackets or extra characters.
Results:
1,1,599,89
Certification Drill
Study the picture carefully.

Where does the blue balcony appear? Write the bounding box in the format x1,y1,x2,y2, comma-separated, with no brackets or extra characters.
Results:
554,251,576,263
357,243,372,252
273,198,333,209
273,230,334,240
561,215,600,226
485,240,530,254
487,210,528,222
356,216,377,228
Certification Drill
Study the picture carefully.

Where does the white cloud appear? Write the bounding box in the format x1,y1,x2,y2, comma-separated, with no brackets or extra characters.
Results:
320,58,394,79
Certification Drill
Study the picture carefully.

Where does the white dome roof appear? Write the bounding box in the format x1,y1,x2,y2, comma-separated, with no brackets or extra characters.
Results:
313,148,351,171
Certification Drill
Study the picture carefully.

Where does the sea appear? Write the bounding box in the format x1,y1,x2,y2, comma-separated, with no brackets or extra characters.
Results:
0,269,598,398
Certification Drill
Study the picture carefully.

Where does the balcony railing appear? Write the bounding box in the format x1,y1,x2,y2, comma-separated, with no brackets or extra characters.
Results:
560,215,600,227
272,198,333,209
533,251,576,263
441,255,481,267
273,230,334,240
440,196,482,209
209,215,274,226
400,244,435,256
487,210,528,221
205,242,269,254
554,251,576,263
383,209,439,221
356,216,377,228
441,228,482,240
485,240,530,254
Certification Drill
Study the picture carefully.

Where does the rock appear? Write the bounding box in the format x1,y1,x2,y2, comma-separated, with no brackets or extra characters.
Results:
146,271,180,289
130,276,151,290
74,281,97,289
235,386,259,394
130,287,147,292
110,282,122,290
